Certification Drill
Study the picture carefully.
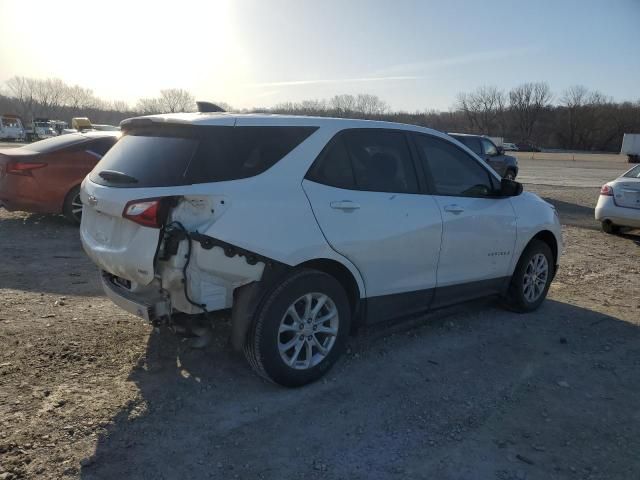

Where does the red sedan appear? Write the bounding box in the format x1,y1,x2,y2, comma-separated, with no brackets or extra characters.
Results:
0,132,119,223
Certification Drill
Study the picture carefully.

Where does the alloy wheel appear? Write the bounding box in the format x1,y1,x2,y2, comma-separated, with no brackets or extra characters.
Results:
523,253,548,302
278,292,339,370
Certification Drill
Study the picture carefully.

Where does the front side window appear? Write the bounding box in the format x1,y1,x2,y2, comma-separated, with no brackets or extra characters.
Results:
414,134,497,197
481,138,498,156
342,129,419,193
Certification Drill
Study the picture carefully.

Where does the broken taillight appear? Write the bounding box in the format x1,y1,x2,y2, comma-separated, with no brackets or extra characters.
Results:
6,161,47,176
123,199,163,228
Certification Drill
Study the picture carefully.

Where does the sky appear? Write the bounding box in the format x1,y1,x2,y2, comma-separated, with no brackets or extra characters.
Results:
0,0,638,111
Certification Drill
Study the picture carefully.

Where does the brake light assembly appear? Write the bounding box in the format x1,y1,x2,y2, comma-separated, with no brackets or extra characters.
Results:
122,197,175,228
6,161,47,176
600,184,614,196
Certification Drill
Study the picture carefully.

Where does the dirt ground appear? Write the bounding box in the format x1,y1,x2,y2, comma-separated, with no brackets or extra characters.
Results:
1,185,639,480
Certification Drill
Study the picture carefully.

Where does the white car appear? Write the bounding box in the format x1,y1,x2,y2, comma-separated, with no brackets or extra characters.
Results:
595,164,640,233
80,112,562,386
503,142,519,151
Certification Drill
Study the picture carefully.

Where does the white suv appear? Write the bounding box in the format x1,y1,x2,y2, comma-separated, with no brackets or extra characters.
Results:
80,112,562,386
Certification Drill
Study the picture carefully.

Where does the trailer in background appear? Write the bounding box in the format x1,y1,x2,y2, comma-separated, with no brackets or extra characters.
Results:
621,133,640,163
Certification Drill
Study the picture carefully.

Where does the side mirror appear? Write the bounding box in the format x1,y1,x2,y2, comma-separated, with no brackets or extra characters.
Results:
500,178,523,196
497,146,504,155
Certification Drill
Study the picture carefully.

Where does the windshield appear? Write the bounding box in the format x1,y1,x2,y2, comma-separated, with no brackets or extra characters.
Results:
1,118,21,128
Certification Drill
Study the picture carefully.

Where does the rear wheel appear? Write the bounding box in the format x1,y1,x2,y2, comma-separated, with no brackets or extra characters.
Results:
504,239,554,313
63,186,83,225
601,220,619,234
244,269,350,387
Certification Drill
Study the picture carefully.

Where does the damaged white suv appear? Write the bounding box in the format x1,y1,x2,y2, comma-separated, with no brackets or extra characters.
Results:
80,112,562,386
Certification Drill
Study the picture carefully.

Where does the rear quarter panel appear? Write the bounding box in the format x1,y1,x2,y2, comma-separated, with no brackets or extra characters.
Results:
33,146,98,211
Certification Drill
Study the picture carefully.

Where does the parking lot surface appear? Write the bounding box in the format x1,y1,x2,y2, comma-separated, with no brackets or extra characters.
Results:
1,161,639,479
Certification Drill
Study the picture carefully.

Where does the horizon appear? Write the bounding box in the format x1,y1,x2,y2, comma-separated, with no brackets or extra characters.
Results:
1,0,639,111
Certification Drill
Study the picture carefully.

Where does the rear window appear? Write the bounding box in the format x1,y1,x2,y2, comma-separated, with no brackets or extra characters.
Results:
623,165,640,179
24,134,88,153
451,135,482,155
89,126,317,188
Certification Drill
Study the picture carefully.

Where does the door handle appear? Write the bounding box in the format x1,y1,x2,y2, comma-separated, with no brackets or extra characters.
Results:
443,204,464,214
330,200,360,211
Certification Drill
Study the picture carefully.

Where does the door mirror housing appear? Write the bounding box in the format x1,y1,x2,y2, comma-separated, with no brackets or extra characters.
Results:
497,146,505,155
500,178,523,196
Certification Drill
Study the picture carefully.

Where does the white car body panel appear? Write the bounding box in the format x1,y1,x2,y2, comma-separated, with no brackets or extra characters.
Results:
80,112,562,321
433,195,517,286
302,179,442,297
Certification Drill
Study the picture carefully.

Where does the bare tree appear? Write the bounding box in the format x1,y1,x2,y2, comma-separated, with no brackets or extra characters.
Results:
508,82,552,142
159,88,195,113
456,86,506,135
135,97,164,115
110,100,131,112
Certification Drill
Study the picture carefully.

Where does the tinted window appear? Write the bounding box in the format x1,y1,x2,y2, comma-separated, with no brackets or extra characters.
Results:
342,129,418,193
414,134,497,197
89,135,198,187
23,134,87,153
189,127,316,183
452,135,482,155
90,126,316,188
623,165,640,179
481,138,498,156
306,136,355,189
85,137,118,158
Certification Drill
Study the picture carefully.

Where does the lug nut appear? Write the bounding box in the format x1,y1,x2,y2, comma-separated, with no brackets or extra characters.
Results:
299,335,304,340
307,335,313,341
299,323,304,330
312,325,317,331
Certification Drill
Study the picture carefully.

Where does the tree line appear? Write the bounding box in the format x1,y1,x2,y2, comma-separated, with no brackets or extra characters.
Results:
1,76,638,152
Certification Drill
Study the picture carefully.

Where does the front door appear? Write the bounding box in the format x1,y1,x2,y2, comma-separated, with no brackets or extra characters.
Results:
303,128,443,322
412,133,517,306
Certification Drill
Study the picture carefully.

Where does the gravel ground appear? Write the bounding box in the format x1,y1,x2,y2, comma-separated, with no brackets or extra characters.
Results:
0,186,639,480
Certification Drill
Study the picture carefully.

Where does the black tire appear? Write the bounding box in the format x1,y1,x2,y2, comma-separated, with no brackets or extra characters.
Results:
504,239,554,313
504,169,517,181
63,186,83,225
601,220,619,234
244,269,351,387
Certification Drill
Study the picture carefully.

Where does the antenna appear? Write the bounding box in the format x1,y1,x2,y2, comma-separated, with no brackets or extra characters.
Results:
196,101,226,113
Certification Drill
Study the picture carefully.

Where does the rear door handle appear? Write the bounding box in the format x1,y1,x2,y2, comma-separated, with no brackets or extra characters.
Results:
443,204,464,214
330,201,360,211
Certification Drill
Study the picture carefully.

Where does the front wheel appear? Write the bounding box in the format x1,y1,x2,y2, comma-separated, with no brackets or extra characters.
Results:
504,239,554,313
244,269,351,387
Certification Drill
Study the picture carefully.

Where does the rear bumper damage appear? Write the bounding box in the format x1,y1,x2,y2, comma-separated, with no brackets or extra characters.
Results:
101,271,171,322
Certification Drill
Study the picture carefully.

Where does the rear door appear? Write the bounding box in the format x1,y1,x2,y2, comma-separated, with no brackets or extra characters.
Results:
302,128,443,322
411,133,517,306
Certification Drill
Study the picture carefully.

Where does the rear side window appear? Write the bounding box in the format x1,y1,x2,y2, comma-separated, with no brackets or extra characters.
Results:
24,134,87,153
85,137,118,158
306,136,356,189
89,126,316,187
414,134,497,197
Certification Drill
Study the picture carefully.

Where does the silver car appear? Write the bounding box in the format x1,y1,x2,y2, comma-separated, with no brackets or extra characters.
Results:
595,164,640,233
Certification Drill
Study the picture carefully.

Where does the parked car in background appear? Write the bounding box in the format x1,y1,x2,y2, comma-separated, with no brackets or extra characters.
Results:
0,115,26,141
595,164,640,233
0,131,119,224
503,142,518,151
25,119,58,141
80,112,561,386
92,124,120,132
449,133,519,180
515,143,541,152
